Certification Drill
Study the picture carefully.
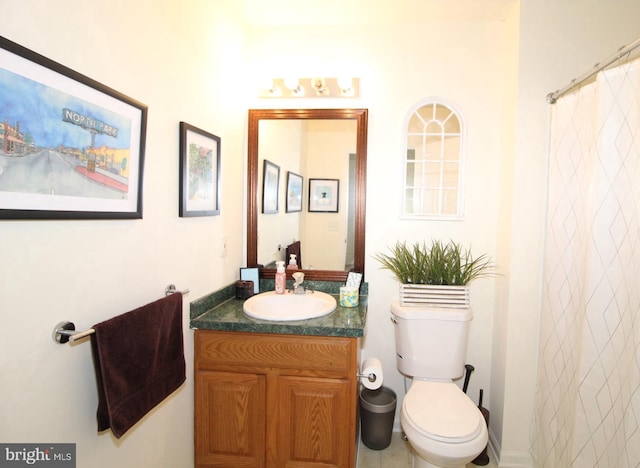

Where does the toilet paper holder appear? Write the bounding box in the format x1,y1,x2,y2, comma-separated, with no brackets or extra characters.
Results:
357,372,378,383
359,357,383,390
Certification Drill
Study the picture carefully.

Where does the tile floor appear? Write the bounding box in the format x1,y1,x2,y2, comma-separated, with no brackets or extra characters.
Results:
357,432,498,468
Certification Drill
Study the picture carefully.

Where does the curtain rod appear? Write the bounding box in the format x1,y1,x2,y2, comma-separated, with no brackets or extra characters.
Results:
546,36,640,104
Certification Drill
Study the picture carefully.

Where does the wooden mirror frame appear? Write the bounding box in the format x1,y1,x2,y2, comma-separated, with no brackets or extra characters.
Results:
247,108,368,281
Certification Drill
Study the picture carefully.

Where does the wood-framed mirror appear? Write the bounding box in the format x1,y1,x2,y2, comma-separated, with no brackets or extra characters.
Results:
247,108,368,282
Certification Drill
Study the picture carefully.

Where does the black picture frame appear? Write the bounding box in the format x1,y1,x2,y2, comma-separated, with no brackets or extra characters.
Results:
285,171,303,213
308,178,339,212
262,159,280,214
0,36,147,220
179,122,221,217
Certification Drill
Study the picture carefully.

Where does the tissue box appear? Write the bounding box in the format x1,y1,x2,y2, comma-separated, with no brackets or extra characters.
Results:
339,286,359,307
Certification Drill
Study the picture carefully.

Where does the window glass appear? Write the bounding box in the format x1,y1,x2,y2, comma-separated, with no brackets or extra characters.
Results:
403,101,463,218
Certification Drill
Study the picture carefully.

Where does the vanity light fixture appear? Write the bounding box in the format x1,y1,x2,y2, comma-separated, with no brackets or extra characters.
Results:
258,77,359,98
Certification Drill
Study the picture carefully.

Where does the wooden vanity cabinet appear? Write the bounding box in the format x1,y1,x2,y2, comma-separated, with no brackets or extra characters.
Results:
194,330,359,468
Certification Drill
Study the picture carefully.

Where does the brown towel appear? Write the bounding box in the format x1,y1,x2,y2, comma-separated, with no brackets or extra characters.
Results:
90,292,185,438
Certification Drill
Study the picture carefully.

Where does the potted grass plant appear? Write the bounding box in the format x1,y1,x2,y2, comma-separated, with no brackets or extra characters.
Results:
374,240,495,307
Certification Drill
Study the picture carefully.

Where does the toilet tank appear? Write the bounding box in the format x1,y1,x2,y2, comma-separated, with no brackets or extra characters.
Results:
391,301,472,380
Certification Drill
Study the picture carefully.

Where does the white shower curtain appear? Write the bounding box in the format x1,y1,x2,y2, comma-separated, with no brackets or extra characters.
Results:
531,57,640,467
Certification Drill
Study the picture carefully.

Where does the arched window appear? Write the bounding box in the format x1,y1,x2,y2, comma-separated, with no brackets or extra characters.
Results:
403,100,464,219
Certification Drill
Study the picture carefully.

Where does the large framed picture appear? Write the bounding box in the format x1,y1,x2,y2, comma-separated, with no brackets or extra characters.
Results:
285,171,303,213
0,36,147,220
179,122,221,217
309,178,339,212
262,159,280,214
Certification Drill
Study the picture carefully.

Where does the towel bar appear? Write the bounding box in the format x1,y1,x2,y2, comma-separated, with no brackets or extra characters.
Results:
53,320,95,343
53,284,189,344
165,284,190,296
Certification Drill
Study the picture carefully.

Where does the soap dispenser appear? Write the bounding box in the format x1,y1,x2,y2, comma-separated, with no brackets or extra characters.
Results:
275,261,286,294
287,254,298,270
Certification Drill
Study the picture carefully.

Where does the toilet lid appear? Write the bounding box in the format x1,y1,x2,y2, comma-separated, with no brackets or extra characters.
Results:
403,381,483,442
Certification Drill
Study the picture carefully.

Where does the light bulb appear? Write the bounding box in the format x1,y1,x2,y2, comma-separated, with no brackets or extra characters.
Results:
284,77,299,90
338,77,354,96
284,77,304,96
337,77,352,90
311,77,325,90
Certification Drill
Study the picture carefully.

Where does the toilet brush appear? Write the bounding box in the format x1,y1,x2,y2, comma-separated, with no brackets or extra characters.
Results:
462,364,474,393
472,389,490,466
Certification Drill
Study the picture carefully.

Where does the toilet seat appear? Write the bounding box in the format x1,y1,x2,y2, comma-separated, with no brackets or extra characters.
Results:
403,380,484,443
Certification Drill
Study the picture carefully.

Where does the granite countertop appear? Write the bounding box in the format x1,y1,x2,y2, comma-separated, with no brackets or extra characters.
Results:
189,280,367,338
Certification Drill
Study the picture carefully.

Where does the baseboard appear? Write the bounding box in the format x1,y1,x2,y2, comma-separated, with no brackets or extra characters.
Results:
393,420,402,433
488,427,534,468
496,451,534,468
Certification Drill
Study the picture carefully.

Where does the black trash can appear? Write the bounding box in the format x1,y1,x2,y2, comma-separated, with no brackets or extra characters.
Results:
359,386,397,450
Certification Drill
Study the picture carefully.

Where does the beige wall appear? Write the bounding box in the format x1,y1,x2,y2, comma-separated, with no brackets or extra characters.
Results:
302,120,356,270
243,4,510,462
0,1,246,466
2,1,640,467
258,120,303,266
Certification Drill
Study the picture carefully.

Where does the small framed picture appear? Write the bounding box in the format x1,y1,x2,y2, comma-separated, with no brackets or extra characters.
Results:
240,267,260,293
309,178,339,212
179,122,221,217
262,159,280,214
285,171,303,213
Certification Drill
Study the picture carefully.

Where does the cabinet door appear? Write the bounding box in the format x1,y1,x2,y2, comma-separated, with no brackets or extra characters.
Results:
277,376,351,468
195,370,266,468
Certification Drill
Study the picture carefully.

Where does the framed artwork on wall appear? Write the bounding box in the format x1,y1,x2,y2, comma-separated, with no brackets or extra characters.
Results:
262,159,280,214
285,171,303,213
239,267,260,294
179,122,221,217
0,36,147,220
308,178,339,212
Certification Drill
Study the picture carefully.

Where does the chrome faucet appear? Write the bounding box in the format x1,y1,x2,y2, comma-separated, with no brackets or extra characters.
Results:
292,272,305,294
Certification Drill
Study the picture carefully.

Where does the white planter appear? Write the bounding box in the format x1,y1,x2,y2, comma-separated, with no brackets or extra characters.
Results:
399,284,469,308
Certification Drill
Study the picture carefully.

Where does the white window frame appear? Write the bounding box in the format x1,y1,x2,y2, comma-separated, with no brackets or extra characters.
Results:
401,98,466,220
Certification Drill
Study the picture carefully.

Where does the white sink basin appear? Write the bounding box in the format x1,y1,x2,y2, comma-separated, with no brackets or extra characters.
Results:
243,290,337,321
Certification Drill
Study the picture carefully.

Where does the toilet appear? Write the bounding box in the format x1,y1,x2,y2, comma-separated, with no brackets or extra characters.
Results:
391,302,488,468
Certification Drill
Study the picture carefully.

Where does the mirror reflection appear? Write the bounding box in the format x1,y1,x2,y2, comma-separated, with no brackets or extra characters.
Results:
247,109,368,282
257,119,357,271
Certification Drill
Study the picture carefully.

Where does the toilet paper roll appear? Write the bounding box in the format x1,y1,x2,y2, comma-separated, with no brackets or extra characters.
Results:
360,357,383,390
